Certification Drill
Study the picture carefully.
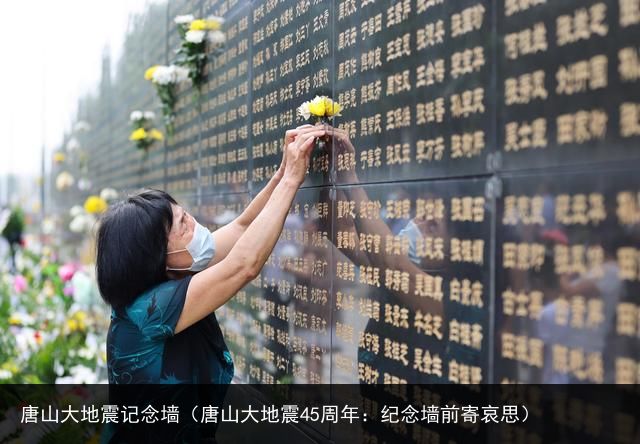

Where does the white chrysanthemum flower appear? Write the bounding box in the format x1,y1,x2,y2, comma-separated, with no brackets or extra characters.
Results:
69,215,87,233
66,137,80,151
151,65,172,85
143,110,155,120
69,365,98,384
174,14,194,24
152,64,189,85
185,29,206,43
70,205,84,218
100,187,118,202
129,110,143,121
208,30,226,45
78,347,95,359
41,217,55,235
74,120,91,132
174,65,190,82
55,171,75,191
297,101,311,120
77,178,92,191
0,369,11,380
207,15,225,24
54,360,65,377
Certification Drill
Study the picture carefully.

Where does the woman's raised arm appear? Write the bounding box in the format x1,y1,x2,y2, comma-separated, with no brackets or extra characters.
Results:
174,126,327,334
205,125,316,266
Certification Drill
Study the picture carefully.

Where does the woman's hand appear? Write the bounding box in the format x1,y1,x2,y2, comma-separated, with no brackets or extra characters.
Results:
274,124,315,181
283,125,328,186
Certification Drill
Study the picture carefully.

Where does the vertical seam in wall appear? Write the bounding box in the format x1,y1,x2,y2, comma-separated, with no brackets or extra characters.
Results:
487,0,499,387
328,0,337,421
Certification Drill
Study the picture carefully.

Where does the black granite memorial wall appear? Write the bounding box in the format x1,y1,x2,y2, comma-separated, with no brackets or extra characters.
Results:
86,0,640,393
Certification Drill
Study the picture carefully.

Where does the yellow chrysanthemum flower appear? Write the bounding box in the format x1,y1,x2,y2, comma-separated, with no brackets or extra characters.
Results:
53,152,66,163
149,129,164,140
324,97,342,117
129,128,148,141
84,195,108,214
308,96,326,116
144,65,159,81
204,19,221,30
67,319,78,332
74,311,88,321
190,19,207,31
9,315,21,326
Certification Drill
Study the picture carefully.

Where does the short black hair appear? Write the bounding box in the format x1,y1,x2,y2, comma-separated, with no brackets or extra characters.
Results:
96,189,177,308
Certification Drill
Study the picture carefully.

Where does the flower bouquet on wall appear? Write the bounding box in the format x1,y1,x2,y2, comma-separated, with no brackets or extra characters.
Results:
174,14,226,102
128,110,164,151
297,95,342,149
144,65,189,138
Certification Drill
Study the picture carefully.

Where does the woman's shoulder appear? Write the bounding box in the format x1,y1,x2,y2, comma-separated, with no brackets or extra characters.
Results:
122,276,192,335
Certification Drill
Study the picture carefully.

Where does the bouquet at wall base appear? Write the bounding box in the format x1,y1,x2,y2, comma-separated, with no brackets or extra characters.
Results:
297,95,342,149
144,65,189,138
174,15,226,101
129,110,164,151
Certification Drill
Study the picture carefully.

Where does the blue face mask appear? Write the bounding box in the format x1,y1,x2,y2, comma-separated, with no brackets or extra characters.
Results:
166,219,215,272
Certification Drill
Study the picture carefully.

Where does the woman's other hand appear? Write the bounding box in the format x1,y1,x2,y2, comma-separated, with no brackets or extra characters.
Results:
283,125,327,186
274,124,314,181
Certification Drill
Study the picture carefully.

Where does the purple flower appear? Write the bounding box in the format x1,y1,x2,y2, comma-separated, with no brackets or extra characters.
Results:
63,283,74,297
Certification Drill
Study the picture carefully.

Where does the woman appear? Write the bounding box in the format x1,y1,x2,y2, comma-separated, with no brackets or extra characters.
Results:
96,124,326,385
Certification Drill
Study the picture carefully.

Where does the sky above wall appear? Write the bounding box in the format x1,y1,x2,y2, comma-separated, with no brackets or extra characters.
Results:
0,0,153,178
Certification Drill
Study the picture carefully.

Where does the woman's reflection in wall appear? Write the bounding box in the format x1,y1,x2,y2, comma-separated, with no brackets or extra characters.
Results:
329,126,446,384
534,208,627,383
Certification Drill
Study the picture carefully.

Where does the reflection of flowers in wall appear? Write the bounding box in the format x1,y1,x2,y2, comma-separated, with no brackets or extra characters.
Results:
129,110,164,151
144,65,189,138
174,15,226,97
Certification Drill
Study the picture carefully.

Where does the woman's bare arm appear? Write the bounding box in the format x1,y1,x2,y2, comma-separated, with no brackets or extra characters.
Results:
206,125,316,266
174,127,325,333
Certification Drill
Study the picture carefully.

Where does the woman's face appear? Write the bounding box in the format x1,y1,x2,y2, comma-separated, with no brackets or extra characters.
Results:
166,203,196,270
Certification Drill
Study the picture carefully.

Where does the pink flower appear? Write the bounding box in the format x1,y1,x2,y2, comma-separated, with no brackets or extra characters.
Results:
13,275,27,293
58,263,77,282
